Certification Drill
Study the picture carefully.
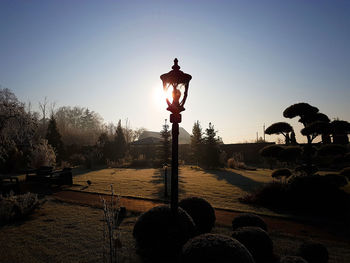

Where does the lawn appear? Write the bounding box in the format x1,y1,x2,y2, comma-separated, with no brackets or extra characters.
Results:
71,166,276,215
2,166,349,262
1,200,350,263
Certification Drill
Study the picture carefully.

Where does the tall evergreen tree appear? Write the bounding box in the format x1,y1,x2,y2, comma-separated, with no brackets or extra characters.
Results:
160,119,171,164
114,120,126,161
97,132,114,162
191,120,203,165
203,122,220,168
46,115,64,162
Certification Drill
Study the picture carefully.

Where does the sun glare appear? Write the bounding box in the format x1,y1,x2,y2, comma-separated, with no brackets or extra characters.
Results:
153,84,173,109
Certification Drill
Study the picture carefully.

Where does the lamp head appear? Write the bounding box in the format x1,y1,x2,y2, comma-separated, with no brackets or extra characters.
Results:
160,58,192,114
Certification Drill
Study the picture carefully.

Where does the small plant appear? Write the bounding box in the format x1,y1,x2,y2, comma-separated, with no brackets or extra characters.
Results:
227,157,247,169
0,192,41,225
100,185,122,263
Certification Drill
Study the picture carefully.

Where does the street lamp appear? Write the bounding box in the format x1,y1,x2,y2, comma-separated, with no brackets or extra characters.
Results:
160,58,192,214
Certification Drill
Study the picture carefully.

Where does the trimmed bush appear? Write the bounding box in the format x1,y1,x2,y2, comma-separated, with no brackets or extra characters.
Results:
318,144,347,156
232,213,268,231
133,205,195,260
243,174,350,216
278,146,302,162
280,256,308,263
298,242,329,263
260,145,284,158
232,226,277,263
181,233,255,263
179,197,216,235
271,169,292,180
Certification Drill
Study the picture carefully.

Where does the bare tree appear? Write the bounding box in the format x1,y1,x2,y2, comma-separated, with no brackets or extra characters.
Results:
39,97,48,126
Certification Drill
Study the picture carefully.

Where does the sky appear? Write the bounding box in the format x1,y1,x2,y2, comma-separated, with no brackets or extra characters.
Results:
1,0,349,143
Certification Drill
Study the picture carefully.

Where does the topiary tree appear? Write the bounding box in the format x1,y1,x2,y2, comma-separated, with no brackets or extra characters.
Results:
283,102,319,129
331,120,350,144
133,205,195,261
181,233,255,263
283,103,325,174
179,197,216,235
232,226,278,263
301,121,331,144
277,146,302,165
232,213,268,231
265,122,293,145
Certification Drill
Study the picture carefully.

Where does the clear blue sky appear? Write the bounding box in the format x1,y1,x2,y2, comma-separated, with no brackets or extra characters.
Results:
1,0,349,143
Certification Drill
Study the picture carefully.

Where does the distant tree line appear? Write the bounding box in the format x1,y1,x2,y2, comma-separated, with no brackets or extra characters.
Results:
188,121,223,169
0,88,146,172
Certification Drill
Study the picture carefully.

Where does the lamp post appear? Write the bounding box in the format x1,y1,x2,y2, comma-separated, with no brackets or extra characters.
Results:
160,58,192,214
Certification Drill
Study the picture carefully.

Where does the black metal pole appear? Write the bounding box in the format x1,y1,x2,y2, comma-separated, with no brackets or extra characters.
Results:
171,115,179,215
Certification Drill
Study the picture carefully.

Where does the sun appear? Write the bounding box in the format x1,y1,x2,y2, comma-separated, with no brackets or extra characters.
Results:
153,84,173,109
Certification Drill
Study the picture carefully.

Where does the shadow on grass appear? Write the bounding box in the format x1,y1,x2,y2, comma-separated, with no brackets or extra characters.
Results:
72,165,108,177
150,168,186,200
204,169,264,193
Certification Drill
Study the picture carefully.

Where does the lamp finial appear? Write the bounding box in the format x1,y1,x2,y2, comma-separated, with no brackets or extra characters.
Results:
172,58,180,70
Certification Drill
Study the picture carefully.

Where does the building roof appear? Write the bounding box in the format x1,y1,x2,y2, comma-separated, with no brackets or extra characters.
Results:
134,127,191,145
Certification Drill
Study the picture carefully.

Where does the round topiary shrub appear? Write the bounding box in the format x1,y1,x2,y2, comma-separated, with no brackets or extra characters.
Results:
280,256,308,263
181,233,255,263
271,168,292,180
133,205,195,260
232,226,278,263
179,197,216,235
297,242,329,263
232,213,268,231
